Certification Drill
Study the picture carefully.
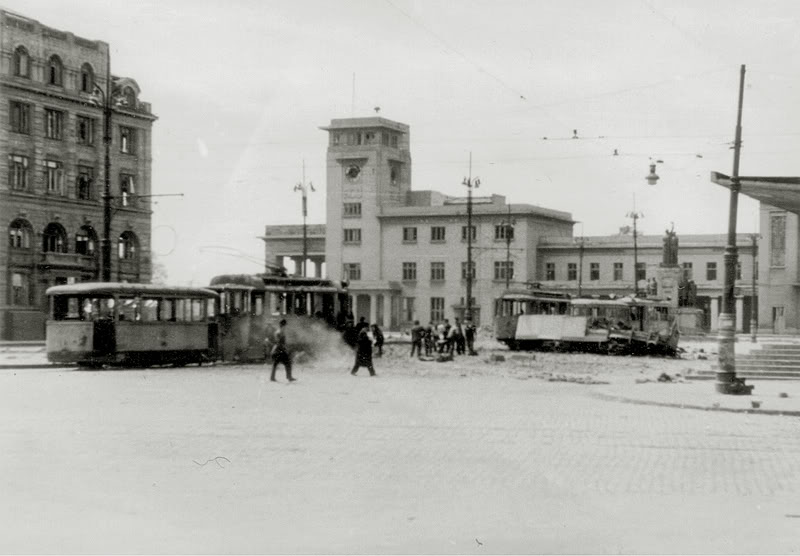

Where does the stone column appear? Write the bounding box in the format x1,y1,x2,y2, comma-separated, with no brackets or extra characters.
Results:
292,257,303,276
313,257,324,278
735,296,744,332
369,293,377,325
710,297,720,331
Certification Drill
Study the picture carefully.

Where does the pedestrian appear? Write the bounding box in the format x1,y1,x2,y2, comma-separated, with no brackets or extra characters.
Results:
371,323,384,357
454,317,466,355
355,316,369,333
351,328,377,376
465,318,478,355
342,320,358,349
424,322,435,356
270,319,295,382
410,320,424,358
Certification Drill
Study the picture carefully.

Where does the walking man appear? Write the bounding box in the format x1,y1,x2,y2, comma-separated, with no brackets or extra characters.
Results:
371,323,384,357
465,318,478,355
270,319,295,382
351,328,377,376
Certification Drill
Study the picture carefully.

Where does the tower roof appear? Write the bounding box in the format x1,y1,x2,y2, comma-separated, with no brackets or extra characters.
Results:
320,117,408,133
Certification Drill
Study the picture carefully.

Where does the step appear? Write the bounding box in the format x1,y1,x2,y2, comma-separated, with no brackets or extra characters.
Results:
690,370,800,380
713,363,800,372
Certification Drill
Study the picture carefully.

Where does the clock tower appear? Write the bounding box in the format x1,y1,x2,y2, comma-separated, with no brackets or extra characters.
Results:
321,117,411,282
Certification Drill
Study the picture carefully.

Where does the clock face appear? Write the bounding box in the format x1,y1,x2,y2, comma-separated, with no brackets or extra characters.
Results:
345,165,361,181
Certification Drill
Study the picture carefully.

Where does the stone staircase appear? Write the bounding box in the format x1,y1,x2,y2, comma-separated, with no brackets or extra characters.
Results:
690,343,800,380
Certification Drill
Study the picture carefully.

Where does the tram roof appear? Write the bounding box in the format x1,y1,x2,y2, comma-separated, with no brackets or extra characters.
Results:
500,289,571,301
571,296,670,307
45,282,219,298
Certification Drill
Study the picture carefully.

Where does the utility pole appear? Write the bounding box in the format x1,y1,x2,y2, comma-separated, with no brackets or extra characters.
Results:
627,201,644,296
462,153,480,321
750,233,759,343
716,64,752,395
294,160,314,277
577,236,585,296
503,205,514,290
100,52,113,282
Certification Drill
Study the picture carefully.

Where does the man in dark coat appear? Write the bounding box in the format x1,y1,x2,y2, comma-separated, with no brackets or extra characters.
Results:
355,316,369,333
351,328,376,376
270,319,295,382
465,318,478,355
410,320,424,358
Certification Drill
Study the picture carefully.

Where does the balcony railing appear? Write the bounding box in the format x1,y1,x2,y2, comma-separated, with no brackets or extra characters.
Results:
39,251,98,270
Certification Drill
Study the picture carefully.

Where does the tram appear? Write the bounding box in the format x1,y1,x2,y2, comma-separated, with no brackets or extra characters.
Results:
208,272,350,362
495,289,679,355
46,283,219,367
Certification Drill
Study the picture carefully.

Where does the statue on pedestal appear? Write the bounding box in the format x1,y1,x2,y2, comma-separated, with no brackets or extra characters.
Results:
662,225,679,267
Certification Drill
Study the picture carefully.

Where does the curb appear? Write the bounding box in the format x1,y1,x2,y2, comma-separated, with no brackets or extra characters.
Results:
0,364,73,370
592,390,800,417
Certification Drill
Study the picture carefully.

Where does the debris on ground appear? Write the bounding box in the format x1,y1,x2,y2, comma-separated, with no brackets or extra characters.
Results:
542,372,609,385
658,372,673,382
779,392,789,398
751,400,762,409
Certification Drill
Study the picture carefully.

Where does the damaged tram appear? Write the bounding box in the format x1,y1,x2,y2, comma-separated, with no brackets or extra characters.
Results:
495,288,679,355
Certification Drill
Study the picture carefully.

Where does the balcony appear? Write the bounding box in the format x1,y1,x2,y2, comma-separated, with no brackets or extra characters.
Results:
8,249,35,267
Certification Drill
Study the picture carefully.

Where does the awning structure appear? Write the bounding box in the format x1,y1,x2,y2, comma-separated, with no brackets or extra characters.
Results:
711,172,800,215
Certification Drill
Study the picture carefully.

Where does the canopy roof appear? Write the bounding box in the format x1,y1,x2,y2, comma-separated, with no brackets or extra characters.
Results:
711,172,800,214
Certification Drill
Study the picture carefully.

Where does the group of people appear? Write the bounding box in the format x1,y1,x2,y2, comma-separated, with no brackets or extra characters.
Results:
409,317,477,359
270,315,384,381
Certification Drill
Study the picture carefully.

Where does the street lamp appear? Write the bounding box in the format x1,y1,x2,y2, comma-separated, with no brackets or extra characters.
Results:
575,235,585,296
750,233,759,343
462,158,480,321
716,64,752,395
293,161,314,277
626,208,643,295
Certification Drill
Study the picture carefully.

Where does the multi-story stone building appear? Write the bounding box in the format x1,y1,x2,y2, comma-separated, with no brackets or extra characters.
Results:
1,9,156,340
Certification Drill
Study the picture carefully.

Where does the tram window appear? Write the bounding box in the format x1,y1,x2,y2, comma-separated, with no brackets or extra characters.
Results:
140,298,159,321
161,299,175,321
53,296,81,320
119,297,138,321
219,292,229,314
174,299,186,321
232,292,242,312
254,296,264,316
207,299,216,319
191,299,204,321
270,293,284,315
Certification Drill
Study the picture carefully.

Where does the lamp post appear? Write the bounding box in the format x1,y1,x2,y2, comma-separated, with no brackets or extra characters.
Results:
716,64,752,395
576,235,585,296
750,233,759,343
293,161,314,277
626,208,643,295
462,154,480,320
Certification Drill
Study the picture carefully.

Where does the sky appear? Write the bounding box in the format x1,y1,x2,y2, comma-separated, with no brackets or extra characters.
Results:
6,0,800,285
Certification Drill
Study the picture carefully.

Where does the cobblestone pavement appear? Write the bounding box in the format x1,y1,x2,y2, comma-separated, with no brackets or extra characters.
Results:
1,356,800,553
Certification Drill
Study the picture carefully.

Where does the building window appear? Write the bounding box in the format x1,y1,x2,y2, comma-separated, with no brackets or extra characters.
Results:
461,261,476,280
545,263,556,281
636,262,646,282
343,228,362,244
430,262,445,281
461,225,477,241
80,63,95,93
45,109,64,140
44,160,64,195
402,297,415,322
10,273,31,306
75,226,97,256
431,226,446,242
754,260,759,280
590,262,600,281
402,262,417,281
613,262,623,281
706,262,717,281
77,116,95,145
382,132,389,146
120,126,136,154
495,224,514,241
494,261,514,281
77,166,94,200
430,297,445,322
682,262,693,281
118,231,139,260
770,213,786,267
122,86,137,108
13,46,30,78
120,174,135,206
343,202,361,217
8,155,29,191
331,133,341,146
42,223,68,253
567,262,577,281
402,227,417,242
390,165,400,185
9,219,32,249
48,55,63,86
391,134,399,148
10,101,31,134
736,261,742,280
343,263,361,281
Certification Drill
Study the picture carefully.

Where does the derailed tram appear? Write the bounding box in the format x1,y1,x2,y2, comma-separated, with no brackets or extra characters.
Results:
495,289,679,356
